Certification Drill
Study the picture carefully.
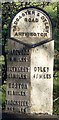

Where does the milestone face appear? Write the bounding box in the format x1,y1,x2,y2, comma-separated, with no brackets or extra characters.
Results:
10,7,52,45
6,7,54,114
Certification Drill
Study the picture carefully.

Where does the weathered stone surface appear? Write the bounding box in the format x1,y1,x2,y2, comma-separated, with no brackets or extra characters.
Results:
10,7,52,45
6,7,54,115
30,41,54,114
6,40,31,113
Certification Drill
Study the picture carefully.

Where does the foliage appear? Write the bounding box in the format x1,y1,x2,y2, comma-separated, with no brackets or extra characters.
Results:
53,71,59,99
53,71,59,114
0,83,6,109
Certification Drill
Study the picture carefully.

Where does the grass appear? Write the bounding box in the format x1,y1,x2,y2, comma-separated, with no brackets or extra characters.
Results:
53,71,59,115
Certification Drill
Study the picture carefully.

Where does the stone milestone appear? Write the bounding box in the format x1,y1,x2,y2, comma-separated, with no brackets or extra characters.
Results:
6,7,54,115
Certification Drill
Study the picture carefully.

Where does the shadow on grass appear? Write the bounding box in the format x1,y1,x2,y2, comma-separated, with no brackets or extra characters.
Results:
53,84,59,115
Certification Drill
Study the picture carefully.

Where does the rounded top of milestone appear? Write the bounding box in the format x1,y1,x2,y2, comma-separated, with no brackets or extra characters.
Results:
10,7,52,46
